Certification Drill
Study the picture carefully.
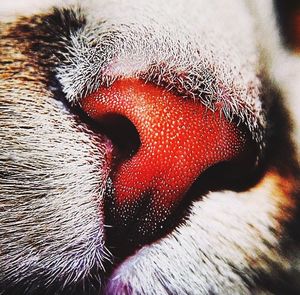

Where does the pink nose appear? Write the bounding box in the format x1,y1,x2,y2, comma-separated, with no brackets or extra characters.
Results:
81,79,248,237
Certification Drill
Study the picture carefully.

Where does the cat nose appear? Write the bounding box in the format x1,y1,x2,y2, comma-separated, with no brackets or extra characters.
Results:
81,78,247,239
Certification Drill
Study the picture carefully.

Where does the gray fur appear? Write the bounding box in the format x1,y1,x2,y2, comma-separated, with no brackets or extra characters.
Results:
57,0,265,145
0,30,112,291
0,0,300,294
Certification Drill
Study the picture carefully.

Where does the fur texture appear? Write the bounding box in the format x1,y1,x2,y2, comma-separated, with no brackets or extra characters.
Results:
0,1,300,294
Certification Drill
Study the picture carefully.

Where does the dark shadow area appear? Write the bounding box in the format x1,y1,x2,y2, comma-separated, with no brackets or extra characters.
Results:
274,0,300,50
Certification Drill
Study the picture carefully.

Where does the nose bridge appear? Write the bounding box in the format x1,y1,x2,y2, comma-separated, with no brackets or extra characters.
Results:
81,78,247,232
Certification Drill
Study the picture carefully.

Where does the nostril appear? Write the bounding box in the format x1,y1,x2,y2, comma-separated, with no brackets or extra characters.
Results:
97,114,141,160
81,78,253,243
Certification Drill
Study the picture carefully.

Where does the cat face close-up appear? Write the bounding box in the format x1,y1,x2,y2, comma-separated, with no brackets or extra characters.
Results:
1,1,300,294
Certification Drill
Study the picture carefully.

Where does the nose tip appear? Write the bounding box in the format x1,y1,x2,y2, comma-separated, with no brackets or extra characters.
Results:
81,79,247,238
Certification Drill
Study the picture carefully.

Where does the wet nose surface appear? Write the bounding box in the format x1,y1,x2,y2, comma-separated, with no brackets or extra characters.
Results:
81,79,247,239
